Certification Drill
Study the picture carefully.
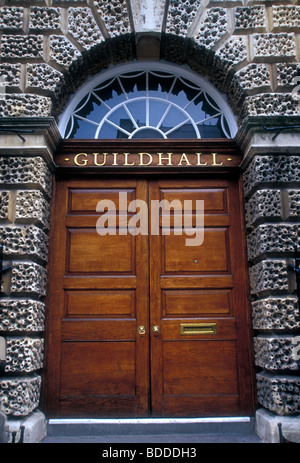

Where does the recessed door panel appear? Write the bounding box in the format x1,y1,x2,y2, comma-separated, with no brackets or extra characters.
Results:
68,229,134,274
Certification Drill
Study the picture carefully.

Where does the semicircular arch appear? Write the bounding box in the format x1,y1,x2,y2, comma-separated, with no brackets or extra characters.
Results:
59,60,238,139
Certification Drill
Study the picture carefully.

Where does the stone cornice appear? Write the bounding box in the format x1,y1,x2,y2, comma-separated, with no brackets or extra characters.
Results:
0,117,62,168
235,115,300,169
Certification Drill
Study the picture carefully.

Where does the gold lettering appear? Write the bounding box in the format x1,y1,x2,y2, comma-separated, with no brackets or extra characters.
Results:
112,153,119,166
93,153,107,166
123,153,135,166
157,152,173,166
139,152,153,166
196,153,207,166
74,153,88,166
211,153,223,166
178,153,191,166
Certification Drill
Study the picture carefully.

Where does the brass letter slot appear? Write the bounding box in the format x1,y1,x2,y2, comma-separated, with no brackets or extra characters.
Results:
180,323,217,335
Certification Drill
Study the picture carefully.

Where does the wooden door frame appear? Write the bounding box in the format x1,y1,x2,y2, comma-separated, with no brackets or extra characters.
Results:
42,139,257,418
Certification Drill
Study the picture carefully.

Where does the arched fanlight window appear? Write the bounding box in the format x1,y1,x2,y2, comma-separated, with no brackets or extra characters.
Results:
59,63,237,139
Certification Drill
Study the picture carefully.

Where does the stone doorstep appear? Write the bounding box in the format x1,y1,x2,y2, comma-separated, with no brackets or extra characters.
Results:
5,410,47,443
46,416,256,438
0,411,9,443
3,409,300,443
5,412,257,443
256,408,300,443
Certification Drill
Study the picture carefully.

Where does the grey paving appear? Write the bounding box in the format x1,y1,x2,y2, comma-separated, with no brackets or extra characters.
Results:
43,433,262,443
42,418,262,443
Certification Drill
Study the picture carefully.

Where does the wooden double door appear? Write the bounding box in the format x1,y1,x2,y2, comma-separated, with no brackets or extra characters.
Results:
45,175,255,418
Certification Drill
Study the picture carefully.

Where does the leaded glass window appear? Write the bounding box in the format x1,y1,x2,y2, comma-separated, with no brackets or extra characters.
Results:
59,63,237,139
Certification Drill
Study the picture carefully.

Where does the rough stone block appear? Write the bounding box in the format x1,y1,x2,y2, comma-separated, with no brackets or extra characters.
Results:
275,63,300,90
165,0,202,36
234,5,266,32
249,260,288,296
94,0,131,36
256,372,300,416
272,6,300,31
287,190,300,218
247,223,300,261
0,375,41,416
0,157,52,197
195,8,228,49
229,64,271,109
0,63,22,92
0,191,10,221
68,7,103,50
4,337,44,373
0,299,45,333
29,7,62,32
49,35,82,69
15,190,50,230
0,225,48,262
214,35,248,66
0,94,52,117
26,63,65,99
254,336,299,371
240,93,299,120
1,35,44,60
10,261,47,297
251,33,296,62
0,7,24,31
245,189,281,228
243,155,300,198
252,296,299,331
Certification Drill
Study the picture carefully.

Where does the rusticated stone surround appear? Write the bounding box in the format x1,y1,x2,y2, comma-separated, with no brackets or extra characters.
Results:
0,0,300,442
0,119,59,441
238,118,300,427
0,1,299,119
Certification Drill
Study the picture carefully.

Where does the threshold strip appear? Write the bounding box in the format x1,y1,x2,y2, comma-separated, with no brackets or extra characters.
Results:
48,417,251,425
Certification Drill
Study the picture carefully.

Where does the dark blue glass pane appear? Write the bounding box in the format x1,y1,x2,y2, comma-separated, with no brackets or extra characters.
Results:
126,100,146,127
148,72,174,98
69,117,97,139
97,121,129,139
168,79,200,107
197,116,225,138
167,123,197,139
132,128,164,139
94,78,126,106
119,73,146,97
149,100,169,127
108,106,132,128
160,106,187,132
74,93,108,123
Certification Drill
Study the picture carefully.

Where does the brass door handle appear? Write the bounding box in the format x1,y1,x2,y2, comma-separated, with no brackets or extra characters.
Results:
138,325,146,335
152,325,160,334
